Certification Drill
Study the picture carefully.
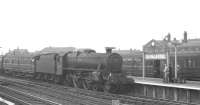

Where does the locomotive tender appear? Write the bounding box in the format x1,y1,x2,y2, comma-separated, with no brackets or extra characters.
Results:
0,48,134,93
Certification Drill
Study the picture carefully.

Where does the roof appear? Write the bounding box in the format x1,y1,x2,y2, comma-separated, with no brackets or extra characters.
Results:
143,39,168,48
180,38,200,47
39,47,75,54
144,38,200,50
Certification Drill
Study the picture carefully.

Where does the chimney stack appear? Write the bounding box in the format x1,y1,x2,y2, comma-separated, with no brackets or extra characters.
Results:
173,38,177,41
167,33,171,42
183,31,187,43
105,47,115,54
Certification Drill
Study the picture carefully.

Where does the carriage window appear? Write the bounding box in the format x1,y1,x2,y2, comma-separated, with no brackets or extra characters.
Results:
56,56,60,63
188,59,192,68
8,59,10,63
31,59,34,63
15,59,17,64
197,59,200,68
18,59,20,64
8,59,11,63
23,58,27,64
191,59,195,68
12,59,14,64
4,59,7,63
22,58,24,64
184,59,187,68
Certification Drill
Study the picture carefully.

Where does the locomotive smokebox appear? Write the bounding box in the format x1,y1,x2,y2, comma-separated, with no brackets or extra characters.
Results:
105,47,115,54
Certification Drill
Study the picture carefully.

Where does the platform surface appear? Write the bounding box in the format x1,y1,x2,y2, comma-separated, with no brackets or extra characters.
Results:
128,76,200,91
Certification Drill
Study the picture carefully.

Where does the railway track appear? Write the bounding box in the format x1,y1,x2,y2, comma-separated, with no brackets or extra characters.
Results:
0,75,197,105
27,80,195,105
68,86,195,105
0,76,111,105
0,83,60,105
32,82,199,105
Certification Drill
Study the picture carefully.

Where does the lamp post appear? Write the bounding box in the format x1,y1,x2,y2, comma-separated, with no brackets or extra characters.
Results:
170,39,181,81
142,51,145,78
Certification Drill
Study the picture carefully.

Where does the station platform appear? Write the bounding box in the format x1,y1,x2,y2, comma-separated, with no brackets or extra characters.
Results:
128,76,200,90
127,76,200,104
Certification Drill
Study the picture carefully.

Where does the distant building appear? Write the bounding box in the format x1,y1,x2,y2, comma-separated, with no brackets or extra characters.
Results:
39,47,76,54
6,48,31,56
113,49,142,55
113,49,143,66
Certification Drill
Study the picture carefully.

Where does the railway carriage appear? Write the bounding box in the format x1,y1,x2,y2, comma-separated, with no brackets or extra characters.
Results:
1,49,34,77
169,52,200,81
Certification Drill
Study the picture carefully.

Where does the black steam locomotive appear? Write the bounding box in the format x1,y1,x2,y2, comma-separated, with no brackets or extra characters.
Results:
0,48,134,93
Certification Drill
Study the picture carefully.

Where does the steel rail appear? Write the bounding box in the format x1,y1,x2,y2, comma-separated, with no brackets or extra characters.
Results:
1,75,197,105
0,85,61,105
0,76,110,105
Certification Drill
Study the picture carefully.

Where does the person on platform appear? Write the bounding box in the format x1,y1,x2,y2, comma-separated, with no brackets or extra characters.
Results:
177,65,186,83
168,65,173,83
163,64,169,83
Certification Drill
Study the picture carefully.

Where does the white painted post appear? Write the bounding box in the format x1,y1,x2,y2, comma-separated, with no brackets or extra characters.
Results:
162,87,166,99
174,88,178,101
112,100,120,105
175,46,177,80
186,90,190,103
142,52,145,78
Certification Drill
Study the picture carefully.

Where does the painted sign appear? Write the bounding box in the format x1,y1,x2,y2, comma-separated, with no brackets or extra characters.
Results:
145,54,166,60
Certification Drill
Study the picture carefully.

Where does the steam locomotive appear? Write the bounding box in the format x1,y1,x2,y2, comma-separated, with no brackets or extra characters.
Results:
0,48,134,93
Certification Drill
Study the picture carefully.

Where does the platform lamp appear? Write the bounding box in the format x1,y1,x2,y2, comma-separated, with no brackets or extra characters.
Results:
169,38,182,81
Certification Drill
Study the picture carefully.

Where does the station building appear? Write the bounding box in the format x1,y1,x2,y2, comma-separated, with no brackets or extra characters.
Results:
128,32,200,104
143,31,200,79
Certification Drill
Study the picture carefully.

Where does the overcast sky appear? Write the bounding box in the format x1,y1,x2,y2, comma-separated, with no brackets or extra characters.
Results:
0,0,200,53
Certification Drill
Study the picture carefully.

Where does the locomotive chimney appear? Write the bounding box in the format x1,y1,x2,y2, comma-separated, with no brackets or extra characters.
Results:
183,31,187,43
105,47,115,54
